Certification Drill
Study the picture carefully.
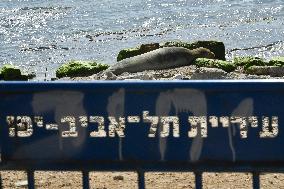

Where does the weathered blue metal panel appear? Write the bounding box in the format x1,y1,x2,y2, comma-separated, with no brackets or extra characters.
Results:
0,80,283,171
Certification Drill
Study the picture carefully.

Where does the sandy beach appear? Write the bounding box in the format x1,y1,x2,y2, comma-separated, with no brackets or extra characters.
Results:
1,171,284,188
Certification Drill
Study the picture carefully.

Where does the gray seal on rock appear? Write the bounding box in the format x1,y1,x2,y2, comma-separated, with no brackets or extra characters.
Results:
108,47,215,75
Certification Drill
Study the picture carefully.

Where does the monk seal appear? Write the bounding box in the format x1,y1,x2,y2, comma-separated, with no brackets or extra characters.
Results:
108,47,215,75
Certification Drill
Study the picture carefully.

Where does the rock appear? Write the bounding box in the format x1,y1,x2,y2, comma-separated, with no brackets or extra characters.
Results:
161,40,226,60
97,71,117,80
104,71,117,80
194,58,236,72
171,74,183,80
117,43,160,61
51,77,57,81
117,40,226,61
245,66,284,77
226,72,250,79
233,57,268,70
190,67,227,79
0,65,35,81
15,180,28,187
56,60,109,78
113,175,124,181
245,66,270,75
117,72,155,80
246,74,272,79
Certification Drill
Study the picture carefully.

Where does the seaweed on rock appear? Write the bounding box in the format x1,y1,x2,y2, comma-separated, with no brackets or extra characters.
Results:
194,58,236,72
56,60,109,78
269,57,284,67
233,57,268,69
0,65,35,81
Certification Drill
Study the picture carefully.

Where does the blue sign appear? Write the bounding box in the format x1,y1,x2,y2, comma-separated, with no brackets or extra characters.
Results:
0,80,283,170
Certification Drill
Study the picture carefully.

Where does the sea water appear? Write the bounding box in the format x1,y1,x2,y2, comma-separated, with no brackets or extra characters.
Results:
0,0,283,80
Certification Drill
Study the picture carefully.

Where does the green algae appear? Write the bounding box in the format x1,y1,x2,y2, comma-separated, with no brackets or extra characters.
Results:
56,60,109,78
194,58,236,72
233,57,268,69
269,57,284,67
0,65,34,81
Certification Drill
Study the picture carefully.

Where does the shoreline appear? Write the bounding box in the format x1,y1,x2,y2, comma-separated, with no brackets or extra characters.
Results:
60,65,284,81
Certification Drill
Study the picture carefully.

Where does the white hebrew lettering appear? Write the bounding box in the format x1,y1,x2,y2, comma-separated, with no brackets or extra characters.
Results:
61,116,77,137
5,114,279,139
108,117,126,137
34,116,43,127
209,116,218,127
219,116,230,127
7,116,15,137
248,116,258,127
46,124,58,130
188,116,207,138
143,111,159,137
89,116,106,137
230,116,247,138
260,116,279,138
79,116,88,127
127,116,140,123
16,116,33,137
160,116,180,137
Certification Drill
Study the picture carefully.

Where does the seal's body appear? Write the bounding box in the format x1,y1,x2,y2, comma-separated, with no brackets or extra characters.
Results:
108,47,215,75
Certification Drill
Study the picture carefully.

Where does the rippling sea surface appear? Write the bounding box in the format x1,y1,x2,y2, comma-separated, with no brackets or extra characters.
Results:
0,0,283,80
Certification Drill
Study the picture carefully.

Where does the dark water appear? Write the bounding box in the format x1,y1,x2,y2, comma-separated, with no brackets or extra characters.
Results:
0,0,283,80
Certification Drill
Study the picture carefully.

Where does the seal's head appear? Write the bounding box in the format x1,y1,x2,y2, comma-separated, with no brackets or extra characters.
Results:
194,47,215,59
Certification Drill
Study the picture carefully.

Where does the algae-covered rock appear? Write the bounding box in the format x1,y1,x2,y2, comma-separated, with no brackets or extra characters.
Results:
269,57,284,67
245,66,284,77
117,41,226,61
117,43,160,61
194,58,236,72
161,40,226,60
56,60,109,78
0,65,34,81
0,65,21,80
233,57,268,69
